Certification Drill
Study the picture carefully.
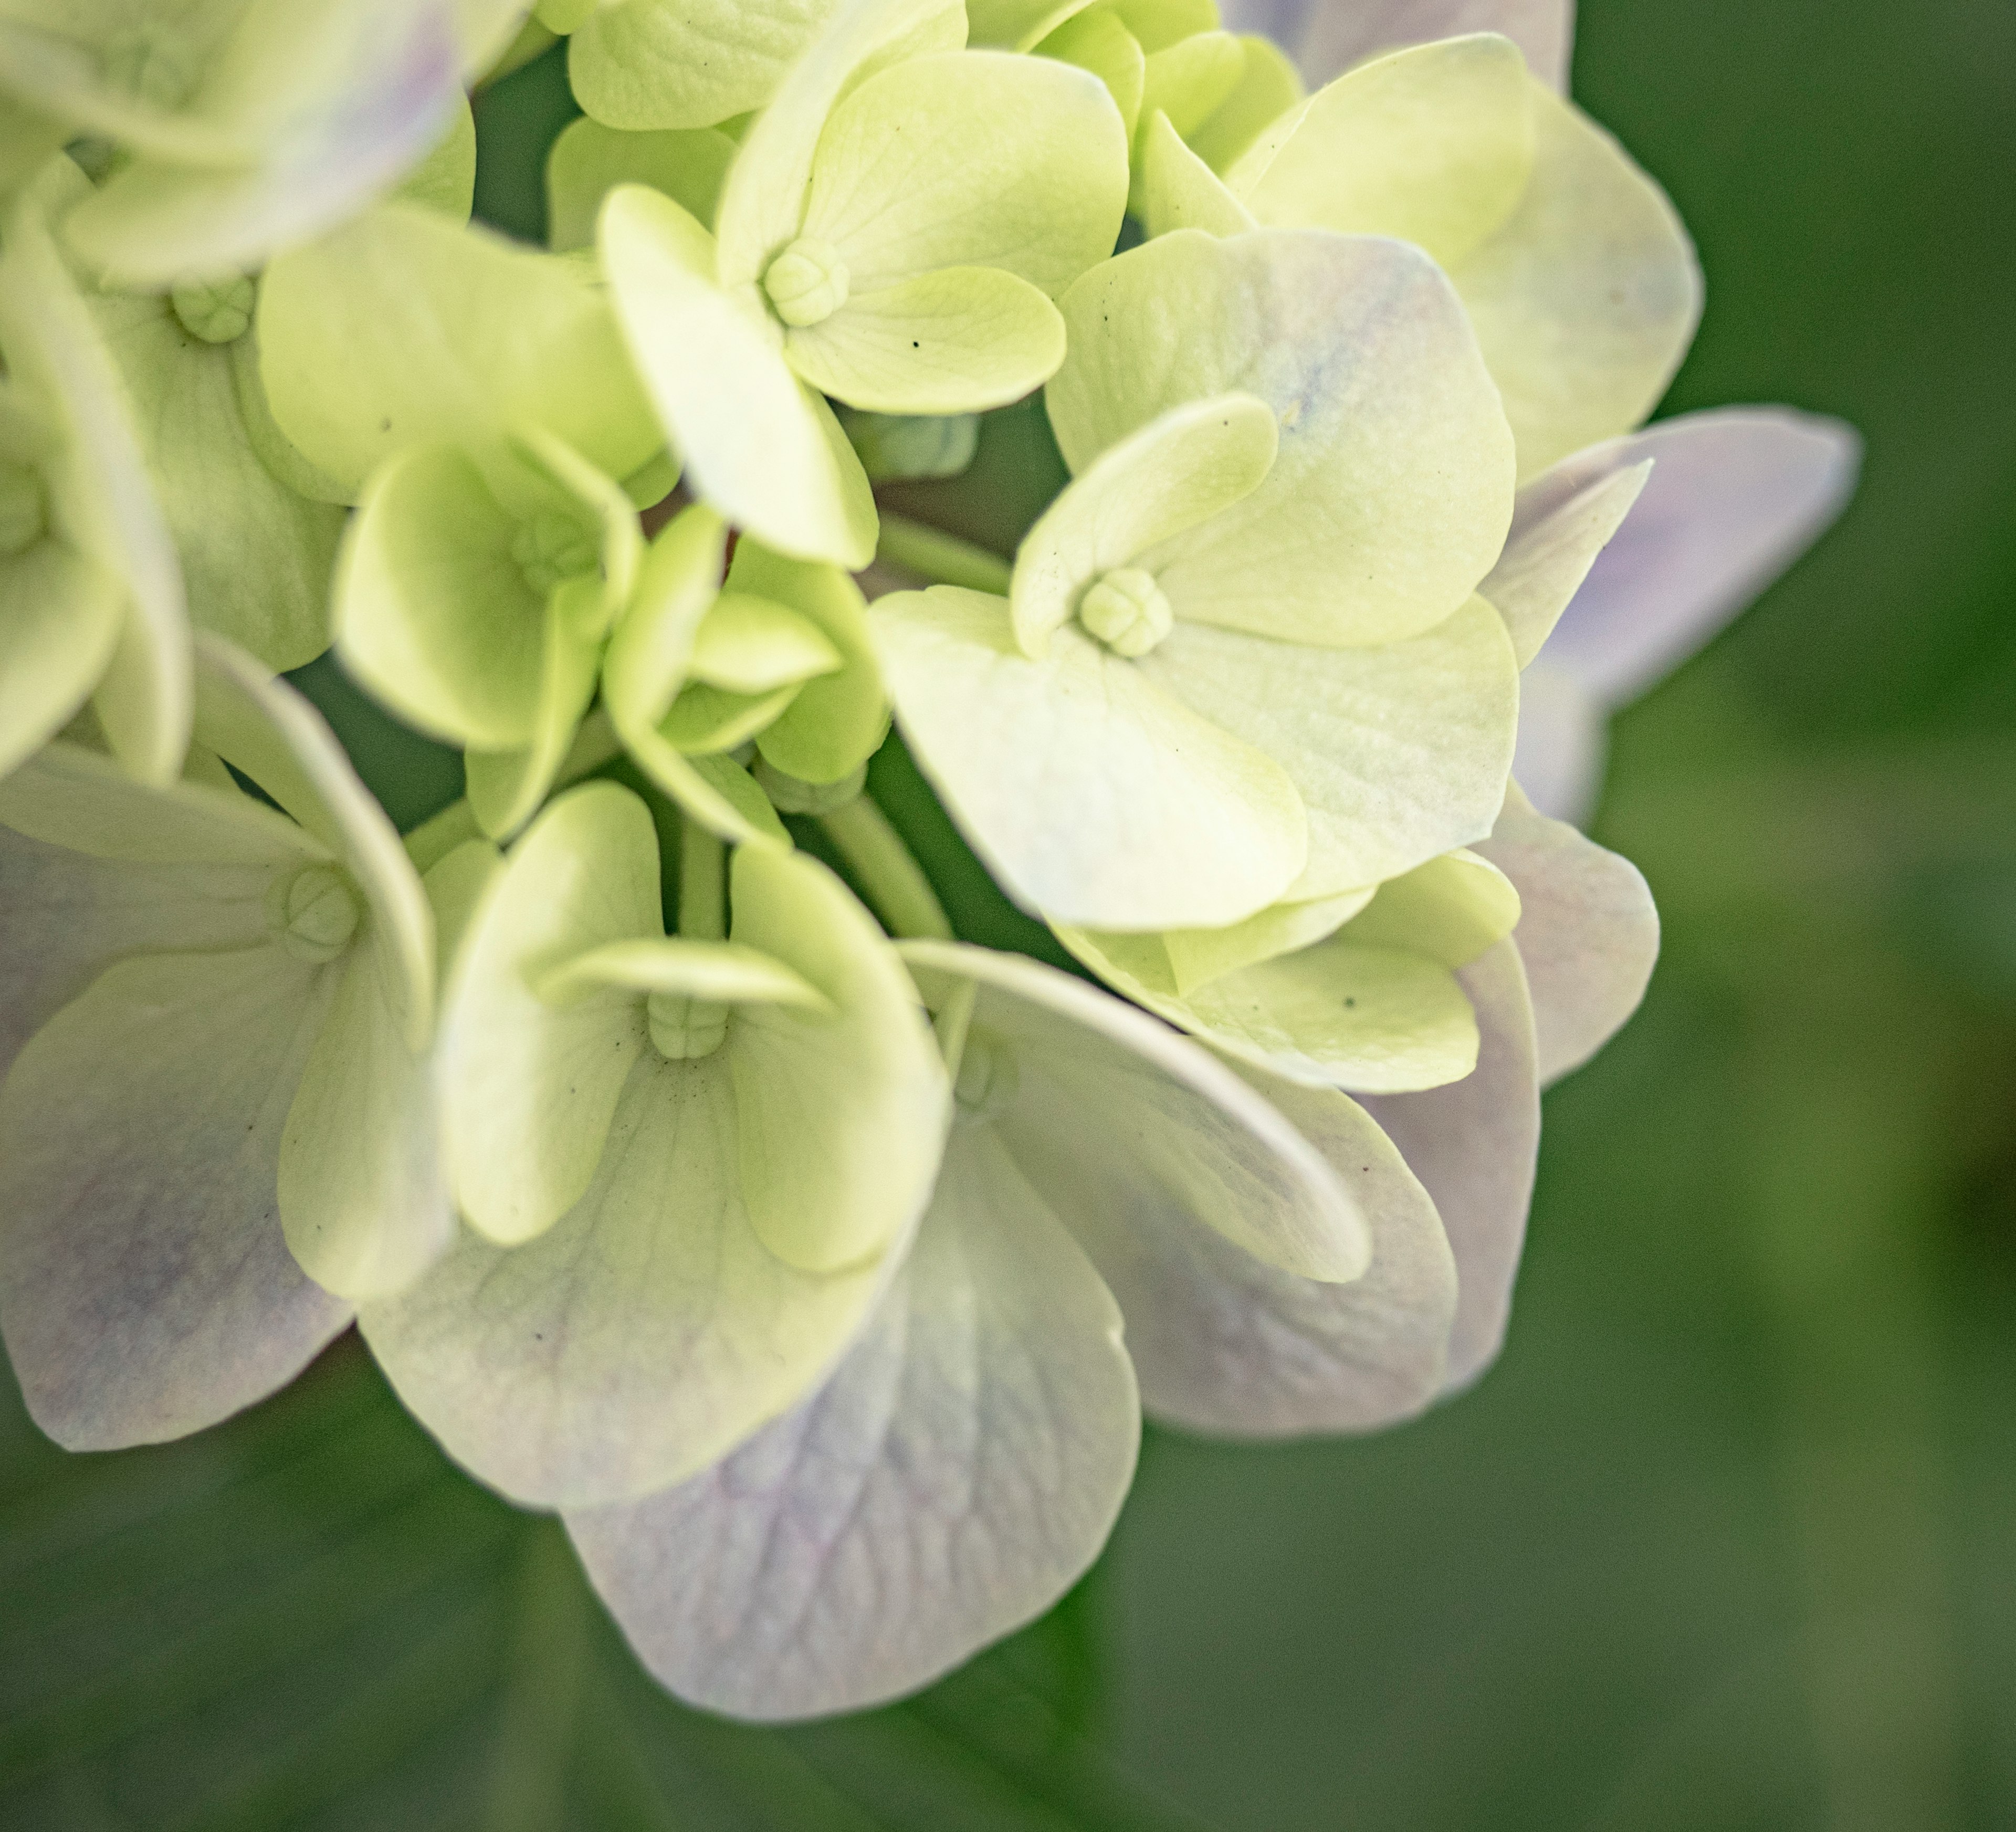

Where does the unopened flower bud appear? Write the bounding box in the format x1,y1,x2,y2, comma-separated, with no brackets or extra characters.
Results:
512,511,600,593
171,275,256,345
266,863,362,965
1078,567,1173,657
953,1029,1020,1124
763,238,850,329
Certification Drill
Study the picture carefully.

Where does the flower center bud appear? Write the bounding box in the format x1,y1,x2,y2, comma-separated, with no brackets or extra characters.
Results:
171,275,255,344
762,238,850,329
512,511,600,594
102,26,194,109
953,1029,1020,1124
266,863,362,965
1077,568,1173,658
648,991,729,1060
0,462,47,558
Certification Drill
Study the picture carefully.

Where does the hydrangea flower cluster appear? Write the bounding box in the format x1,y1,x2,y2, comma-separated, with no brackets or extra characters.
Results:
0,0,1855,1719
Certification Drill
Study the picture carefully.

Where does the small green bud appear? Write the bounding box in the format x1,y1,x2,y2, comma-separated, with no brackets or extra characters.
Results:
512,511,600,593
102,25,194,109
754,759,865,816
1078,568,1173,657
266,863,363,965
838,410,980,483
763,238,850,329
648,990,729,1060
953,1028,1020,1124
171,276,256,345
0,462,47,558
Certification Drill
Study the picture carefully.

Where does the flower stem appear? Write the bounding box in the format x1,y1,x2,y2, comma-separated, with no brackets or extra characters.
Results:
679,816,726,940
875,512,1012,596
819,795,952,941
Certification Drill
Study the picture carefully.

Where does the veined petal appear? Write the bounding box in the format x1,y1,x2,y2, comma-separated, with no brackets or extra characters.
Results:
600,184,876,567
361,1046,901,1507
901,939,1368,1282
1138,108,1257,238
570,0,845,131
1138,598,1519,898
1484,449,1651,666
785,267,1066,417
1511,654,1605,824
1053,229,1515,646
259,203,662,497
1069,1066,1456,1435
875,585,1306,929
1477,782,1656,1084
1450,82,1700,479
802,51,1127,297
1012,392,1277,655
547,117,738,252
566,1121,1137,1720
0,543,124,781
1218,0,1573,94
1361,937,1537,1391
1231,36,1530,268
1538,407,1862,705
0,947,350,1449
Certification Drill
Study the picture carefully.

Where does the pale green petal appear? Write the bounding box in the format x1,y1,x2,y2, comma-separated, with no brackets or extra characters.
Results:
1105,0,1222,54
569,0,844,132
726,844,950,1271
1155,886,1373,994
1066,1067,1456,1434
713,0,969,292
0,947,350,1449
278,946,454,1301
1484,453,1651,666
875,585,1306,929
334,443,548,749
784,267,1066,417
1034,8,1144,140
731,540,889,783
1360,938,1536,1390
1511,654,1605,824
540,936,829,1008
1450,83,1701,478
191,637,436,1050
1230,35,1532,268
1137,108,1257,238
460,0,545,74
1137,598,1519,898
900,938,1367,1281
1135,30,1243,188
599,185,875,567
662,681,800,753
259,203,661,497
1337,846,1520,967
801,51,1127,297
1477,781,1656,1084
1186,31,1300,171
394,93,478,219
566,1122,1137,1720
1052,229,1514,646
361,1045,898,1506
547,117,737,252
83,286,342,672
436,781,662,1245
1060,925,1478,1092
229,334,352,506
1011,391,1276,654
465,577,605,839
0,542,123,781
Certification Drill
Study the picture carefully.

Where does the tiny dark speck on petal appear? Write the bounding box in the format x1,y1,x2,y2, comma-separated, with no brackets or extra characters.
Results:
912,341,919,348
380,418,392,432
1344,996,1356,1007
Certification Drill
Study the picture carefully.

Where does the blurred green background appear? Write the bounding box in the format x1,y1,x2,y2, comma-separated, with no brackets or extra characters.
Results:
5,0,2013,1825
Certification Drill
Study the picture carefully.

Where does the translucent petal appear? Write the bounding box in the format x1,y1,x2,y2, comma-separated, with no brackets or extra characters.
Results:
1476,782,1656,1084
1218,0,1573,93
901,938,1367,1281
1228,35,1533,268
1066,1067,1455,1435
874,585,1306,929
570,0,844,132
0,947,350,1449
802,51,1127,297
1336,846,1520,968
1012,392,1276,654
0,542,124,781
259,203,661,498
1484,452,1650,667
1511,655,1605,824
1537,407,1862,705
1137,598,1519,898
1137,108,1257,238
1360,937,1537,1390
1450,83,1700,478
1052,229,1514,646
599,185,876,567
784,267,1066,417
546,117,737,252
566,1121,1137,1720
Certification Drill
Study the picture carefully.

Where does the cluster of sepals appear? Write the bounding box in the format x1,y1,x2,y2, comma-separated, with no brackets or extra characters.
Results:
0,0,1856,1720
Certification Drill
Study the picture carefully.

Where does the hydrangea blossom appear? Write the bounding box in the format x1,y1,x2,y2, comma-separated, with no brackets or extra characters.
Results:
0,0,1856,1724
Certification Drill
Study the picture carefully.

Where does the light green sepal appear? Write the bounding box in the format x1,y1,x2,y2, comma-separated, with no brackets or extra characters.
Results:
394,96,479,219
1337,849,1521,968
688,593,842,694
1138,109,1256,239
465,575,606,840
1137,28,1242,146
537,937,832,1010
1034,8,1145,138
1187,32,1300,172
0,544,124,782
546,117,736,252
1138,885,1376,997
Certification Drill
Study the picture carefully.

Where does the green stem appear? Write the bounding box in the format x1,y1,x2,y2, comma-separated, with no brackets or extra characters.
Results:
679,816,726,940
818,795,952,940
875,511,1012,596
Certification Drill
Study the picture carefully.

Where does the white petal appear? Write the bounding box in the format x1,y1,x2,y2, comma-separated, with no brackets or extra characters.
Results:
1217,0,1574,91
1485,452,1651,666
0,948,351,1449
1511,655,1606,825
1360,938,1537,1391
1541,407,1862,706
566,1123,1137,1720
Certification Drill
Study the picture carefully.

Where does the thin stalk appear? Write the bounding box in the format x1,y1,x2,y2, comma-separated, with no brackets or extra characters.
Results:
876,512,1012,596
818,795,952,941
679,817,727,940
